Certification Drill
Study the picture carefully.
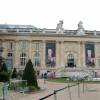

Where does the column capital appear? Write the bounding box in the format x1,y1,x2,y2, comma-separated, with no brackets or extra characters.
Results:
94,41,99,44
78,41,85,44
28,40,32,42
1,39,5,42
42,40,46,43
42,40,46,68
15,39,19,42
61,40,64,43
56,40,60,43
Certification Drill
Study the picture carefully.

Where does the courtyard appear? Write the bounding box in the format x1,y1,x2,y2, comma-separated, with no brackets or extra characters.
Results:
6,79,100,100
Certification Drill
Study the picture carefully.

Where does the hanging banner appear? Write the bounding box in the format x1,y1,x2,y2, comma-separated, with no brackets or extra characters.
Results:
85,43,95,66
46,43,56,67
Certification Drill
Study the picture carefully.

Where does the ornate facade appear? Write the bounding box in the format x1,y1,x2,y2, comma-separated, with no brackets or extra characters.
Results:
0,21,100,76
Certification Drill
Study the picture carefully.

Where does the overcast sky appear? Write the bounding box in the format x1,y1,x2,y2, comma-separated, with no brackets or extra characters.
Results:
0,0,100,30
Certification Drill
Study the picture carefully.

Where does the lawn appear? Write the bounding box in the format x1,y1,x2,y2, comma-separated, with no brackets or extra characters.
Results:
47,77,100,84
48,77,78,83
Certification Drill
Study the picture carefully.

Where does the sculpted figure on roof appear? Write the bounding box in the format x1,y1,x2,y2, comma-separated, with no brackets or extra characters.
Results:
56,20,64,33
77,21,85,35
78,21,84,29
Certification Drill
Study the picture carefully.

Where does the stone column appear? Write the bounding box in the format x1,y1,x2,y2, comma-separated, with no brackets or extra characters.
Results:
78,41,81,67
42,40,46,68
14,40,19,69
78,41,84,67
82,41,86,67
2,40,7,59
95,42,99,68
29,40,32,60
56,41,60,67
60,41,64,67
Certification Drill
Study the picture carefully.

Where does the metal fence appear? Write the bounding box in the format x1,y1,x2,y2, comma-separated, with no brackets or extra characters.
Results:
39,80,86,100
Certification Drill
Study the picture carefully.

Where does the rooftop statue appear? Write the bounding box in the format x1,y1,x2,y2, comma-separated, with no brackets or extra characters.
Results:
77,21,85,35
78,21,84,29
56,20,64,33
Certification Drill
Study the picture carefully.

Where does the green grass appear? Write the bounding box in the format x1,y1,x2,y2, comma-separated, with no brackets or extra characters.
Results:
84,80,100,84
47,77,100,84
48,77,67,83
48,77,78,83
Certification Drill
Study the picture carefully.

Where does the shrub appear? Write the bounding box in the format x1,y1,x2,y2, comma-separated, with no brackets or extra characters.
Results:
11,68,17,79
0,62,9,82
22,59,39,90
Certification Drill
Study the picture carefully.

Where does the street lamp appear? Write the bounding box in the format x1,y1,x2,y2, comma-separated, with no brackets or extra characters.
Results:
0,46,4,67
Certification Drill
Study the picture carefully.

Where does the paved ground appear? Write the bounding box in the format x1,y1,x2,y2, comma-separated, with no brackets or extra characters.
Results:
8,79,100,100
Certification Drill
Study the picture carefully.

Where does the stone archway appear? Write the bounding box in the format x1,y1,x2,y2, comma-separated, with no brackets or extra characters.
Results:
65,51,77,68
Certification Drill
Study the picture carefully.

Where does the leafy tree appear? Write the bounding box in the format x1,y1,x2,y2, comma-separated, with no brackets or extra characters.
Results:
11,68,17,79
22,59,39,89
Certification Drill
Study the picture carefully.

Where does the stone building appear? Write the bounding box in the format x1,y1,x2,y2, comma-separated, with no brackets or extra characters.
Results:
0,21,100,77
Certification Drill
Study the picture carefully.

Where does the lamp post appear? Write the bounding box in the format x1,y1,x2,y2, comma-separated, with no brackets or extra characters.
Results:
0,46,4,69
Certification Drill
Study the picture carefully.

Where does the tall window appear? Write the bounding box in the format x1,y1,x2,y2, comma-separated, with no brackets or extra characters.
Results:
7,42,13,50
36,43,39,51
10,42,13,50
5,52,13,70
8,53,12,57
20,41,28,50
33,52,40,66
67,54,75,67
20,53,27,66
32,42,42,51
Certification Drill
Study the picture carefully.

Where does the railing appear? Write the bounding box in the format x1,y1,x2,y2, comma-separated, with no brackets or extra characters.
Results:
39,80,86,100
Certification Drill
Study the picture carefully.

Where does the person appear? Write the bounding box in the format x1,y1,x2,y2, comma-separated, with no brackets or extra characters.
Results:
41,73,44,79
44,73,47,79
43,73,47,84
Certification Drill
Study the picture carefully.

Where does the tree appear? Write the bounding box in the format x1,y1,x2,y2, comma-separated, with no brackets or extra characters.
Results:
1,62,8,72
22,59,39,89
11,68,17,79
0,62,9,82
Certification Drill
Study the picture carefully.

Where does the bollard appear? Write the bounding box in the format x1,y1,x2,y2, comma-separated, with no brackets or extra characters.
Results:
77,82,80,98
54,90,57,100
2,83,9,100
0,82,3,100
2,86,5,100
44,78,46,84
83,80,85,93
68,85,72,100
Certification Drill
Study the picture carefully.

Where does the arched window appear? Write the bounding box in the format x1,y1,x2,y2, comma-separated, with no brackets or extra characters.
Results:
33,52,40,67
20,53,27,66
67,54,75,67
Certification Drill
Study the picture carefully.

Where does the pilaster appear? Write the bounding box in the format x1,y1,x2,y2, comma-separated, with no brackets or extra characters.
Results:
56,41,60,67
82,41,86,67
2,40,7,59
14,40,19,69
29,40,32,60
60,41,64,67
95,42,99,68
78,41,84,67
42,40,46,68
